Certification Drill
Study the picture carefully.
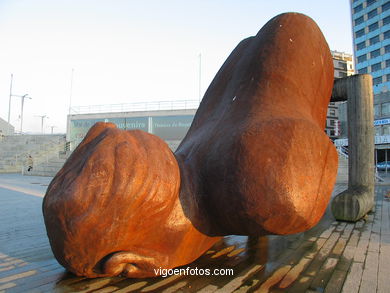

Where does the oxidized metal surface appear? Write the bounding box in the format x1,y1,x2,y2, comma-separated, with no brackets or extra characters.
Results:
176,12,338,236
43,123,219,277
43,12,338,278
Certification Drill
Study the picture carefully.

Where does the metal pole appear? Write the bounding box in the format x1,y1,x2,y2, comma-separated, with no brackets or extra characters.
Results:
7,74,13,135
198,53,202,102
69,68,74,114
20,96,24,134
20,95,31,134
375,149,378,171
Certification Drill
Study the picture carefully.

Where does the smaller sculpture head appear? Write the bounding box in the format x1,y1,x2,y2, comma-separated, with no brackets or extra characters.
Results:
43,122,218,277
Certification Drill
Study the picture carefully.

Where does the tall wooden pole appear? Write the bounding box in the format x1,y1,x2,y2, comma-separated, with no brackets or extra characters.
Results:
331,74,375,221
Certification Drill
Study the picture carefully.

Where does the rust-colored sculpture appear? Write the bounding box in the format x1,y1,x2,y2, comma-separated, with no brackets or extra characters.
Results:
43,12,338,278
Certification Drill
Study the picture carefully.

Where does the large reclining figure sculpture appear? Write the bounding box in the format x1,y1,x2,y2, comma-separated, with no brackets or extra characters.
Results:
43,12,338,278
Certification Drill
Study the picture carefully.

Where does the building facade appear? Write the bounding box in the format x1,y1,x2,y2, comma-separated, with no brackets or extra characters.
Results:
350,0,390,165
67,101,199,151
325,51,354,139
351,0,390,92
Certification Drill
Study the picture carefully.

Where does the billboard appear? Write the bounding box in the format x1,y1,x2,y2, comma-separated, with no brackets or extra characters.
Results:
152,115,193,140
69,115,194,150
70,117,148,147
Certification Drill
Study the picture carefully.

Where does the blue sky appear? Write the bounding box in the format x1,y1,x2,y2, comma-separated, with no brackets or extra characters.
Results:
0,0,353,133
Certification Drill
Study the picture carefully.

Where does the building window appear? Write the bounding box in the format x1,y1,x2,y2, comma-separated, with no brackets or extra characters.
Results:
354,3,364,13
375,126,381,136
387,73,390,81
329,109,336,116
338,61,347,70
370,35,380,45
357,41,366,50
371,62,382,71
354,3,364,14
358,67,368,73
384,15,390,26
386,59,390,67
374,76,383,85
383,102,390,115
355,15,365,26
371,49,381,58
367,8,378,19
367,0,377,6
355,28,365,38
369,22,379,32
375,104,380,116
383,125,390,135
338,71,347,78
358,54,367,63
384,30,390,40
383,2,390,12
386,44,390,53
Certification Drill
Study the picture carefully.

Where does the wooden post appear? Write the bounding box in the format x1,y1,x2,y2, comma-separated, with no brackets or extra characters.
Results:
331,74,375,221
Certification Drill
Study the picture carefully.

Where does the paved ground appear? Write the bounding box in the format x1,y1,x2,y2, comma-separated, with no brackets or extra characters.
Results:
0,174,389,292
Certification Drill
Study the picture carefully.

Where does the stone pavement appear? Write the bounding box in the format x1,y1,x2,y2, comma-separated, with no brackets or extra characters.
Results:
0,174,389,292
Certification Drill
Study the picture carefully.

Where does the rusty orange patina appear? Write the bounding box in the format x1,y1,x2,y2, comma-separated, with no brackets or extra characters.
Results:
43,12,338,278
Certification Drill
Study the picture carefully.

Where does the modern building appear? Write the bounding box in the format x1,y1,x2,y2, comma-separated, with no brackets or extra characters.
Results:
349,0,390,164
351,0,390,92
325,51,355,139
67,101,199,151
332,50,355,78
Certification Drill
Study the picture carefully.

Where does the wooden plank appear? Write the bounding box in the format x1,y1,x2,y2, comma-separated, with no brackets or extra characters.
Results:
253,265,291,293
378,197,390,293
214,264,263,292
0,270,37,284
324,269,347,293
359,251,378,293
278,257,311,289
304,232,340,277
309,257,339,291
341,262,363,293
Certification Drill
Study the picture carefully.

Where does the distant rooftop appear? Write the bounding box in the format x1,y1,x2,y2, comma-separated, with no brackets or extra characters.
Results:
331,50,353,61
69,99,200,115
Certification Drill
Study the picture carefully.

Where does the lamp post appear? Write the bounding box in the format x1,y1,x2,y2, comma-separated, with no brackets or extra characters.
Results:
20,94,32,134
7,74,13,134
7,74,31,134
48,125,56,134
198,53,202,102
36,115,49,133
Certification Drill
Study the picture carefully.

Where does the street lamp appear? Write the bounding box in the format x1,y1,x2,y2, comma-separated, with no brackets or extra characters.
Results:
48,125,56,134
7,74,31,134
10,94,31,134
36,115,49,134
19,94,32,134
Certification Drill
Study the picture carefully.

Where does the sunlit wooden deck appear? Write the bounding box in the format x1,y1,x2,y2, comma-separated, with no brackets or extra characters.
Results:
0,174,389,292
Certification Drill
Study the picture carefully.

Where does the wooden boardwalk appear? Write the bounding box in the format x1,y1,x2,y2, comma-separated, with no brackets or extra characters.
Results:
0,174,389,292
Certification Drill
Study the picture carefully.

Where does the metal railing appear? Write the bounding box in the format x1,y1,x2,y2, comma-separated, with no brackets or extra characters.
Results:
336,146,384,182
336,146,349,159
69,100,200,115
